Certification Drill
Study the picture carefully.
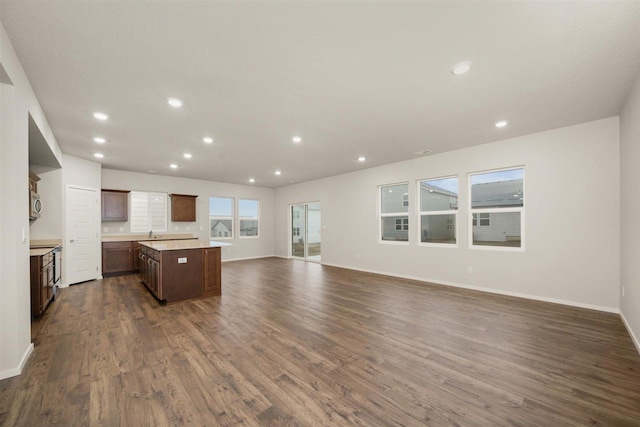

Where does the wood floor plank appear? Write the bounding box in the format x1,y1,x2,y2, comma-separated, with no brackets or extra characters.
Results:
1,257,639,426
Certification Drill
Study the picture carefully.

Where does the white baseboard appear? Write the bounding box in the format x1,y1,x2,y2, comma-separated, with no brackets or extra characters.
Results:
222,254,278,263
620,311,640,355
0,343,34,380
320,261,620,314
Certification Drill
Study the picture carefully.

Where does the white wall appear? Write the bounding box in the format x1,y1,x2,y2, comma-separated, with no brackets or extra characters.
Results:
29,168,63,240
620,70,640,351
0,21,63,379
275,117,621,311
102,169,275,261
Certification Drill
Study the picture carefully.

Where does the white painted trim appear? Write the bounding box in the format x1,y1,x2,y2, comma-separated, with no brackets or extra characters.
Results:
222,254,277,263
0,343,33,380
320,261,619,314
620,311,640,355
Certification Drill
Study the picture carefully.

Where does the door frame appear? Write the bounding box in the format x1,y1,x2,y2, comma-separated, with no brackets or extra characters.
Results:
288,201,321,263
64,184,101,286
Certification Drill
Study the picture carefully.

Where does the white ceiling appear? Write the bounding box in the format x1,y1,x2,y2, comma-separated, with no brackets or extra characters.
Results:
2,1,640,188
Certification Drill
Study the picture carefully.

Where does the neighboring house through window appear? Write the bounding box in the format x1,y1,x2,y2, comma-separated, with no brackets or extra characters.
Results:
239,199,259,238
418,176,458,246
380,183,409,243
210,196,234,239
469,167,524,249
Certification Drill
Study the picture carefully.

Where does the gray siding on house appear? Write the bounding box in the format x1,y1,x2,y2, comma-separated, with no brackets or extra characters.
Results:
473,212,521,243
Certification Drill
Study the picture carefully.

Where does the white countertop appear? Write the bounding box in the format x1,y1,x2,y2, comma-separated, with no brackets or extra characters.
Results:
140,239,231,251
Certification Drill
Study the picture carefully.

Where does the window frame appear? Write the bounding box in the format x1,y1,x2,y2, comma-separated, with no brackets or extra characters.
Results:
209,196,235,240
378,182,410,245
417,175,458,248
129,191,168,233
238,198,260,239
468,166,525,252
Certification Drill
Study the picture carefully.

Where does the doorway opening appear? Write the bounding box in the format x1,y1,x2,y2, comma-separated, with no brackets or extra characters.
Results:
290,202,321,262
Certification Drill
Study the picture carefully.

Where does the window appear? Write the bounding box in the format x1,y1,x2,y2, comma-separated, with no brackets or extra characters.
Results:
209,197,234,239
472,213,490,227
469,167,524,249
418,176,458,245
130,191,167,233
395,218,408,231
239,199,259,238
380,183,409,242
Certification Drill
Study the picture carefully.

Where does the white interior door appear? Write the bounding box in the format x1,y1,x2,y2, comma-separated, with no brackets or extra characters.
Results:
65,186,99,285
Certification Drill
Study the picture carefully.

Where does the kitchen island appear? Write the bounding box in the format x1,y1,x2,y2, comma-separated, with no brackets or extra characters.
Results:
139,240,230,303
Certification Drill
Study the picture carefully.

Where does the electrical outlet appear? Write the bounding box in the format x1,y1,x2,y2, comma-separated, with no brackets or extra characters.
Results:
103,227,108,233
186,226,190,231
467,266,473,273
622,287,625,297
118,227,123,232
200,226,203,231
356,254,360,259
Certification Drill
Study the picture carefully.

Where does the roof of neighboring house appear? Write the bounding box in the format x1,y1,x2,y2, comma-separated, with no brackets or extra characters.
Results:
210,220,231,232
419,182,458,198
471,179,524,208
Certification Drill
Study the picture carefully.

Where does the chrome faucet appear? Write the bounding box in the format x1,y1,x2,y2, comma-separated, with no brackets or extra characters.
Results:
148,230,153,239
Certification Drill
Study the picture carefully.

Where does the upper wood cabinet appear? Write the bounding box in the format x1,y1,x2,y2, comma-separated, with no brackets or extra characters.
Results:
102,189,130,222
29,171,40,193
170,194,197,222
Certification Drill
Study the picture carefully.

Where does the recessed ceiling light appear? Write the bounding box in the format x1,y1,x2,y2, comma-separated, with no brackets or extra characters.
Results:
183,153,192,159
170,163,178,169
148,171,156,174
167,98,183,108
414,150,432,155
249,178,255,183
275,170,282,176
292,136,302,143
495,120,508,128
93,112,108,121
93,137,106,144
203,137,213,144
94,153,104,158
358,156,366,162
451,61,472,75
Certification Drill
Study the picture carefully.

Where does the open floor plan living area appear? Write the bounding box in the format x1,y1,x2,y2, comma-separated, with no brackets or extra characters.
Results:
1,1,640,425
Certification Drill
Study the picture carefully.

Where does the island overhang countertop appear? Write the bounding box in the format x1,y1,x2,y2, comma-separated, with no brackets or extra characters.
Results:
139,239,231,251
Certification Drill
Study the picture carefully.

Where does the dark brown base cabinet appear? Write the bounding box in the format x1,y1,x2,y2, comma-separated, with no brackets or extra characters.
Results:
30,252,54,317
102,242,140,275
140,245,221,303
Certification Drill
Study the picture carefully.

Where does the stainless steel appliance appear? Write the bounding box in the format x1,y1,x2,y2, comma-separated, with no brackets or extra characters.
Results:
52,246,61,300
30,191,43,220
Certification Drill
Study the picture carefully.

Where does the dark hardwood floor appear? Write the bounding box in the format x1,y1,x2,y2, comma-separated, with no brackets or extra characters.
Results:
1,257,640,426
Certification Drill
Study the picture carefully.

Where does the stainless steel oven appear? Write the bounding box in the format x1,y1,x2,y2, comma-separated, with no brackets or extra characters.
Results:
53,246,61,299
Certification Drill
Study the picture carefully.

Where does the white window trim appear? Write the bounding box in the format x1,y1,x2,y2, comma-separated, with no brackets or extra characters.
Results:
378,182,410,245
210,196,235,240
469,167,525,252
238,198,260,239
417,176,458,248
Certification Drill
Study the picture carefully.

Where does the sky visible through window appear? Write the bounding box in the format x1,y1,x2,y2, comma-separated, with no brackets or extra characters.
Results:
239,199,259,217
209,197,233,216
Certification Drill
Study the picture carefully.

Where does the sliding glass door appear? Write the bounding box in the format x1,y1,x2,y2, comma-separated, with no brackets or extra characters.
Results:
290,202,321,262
